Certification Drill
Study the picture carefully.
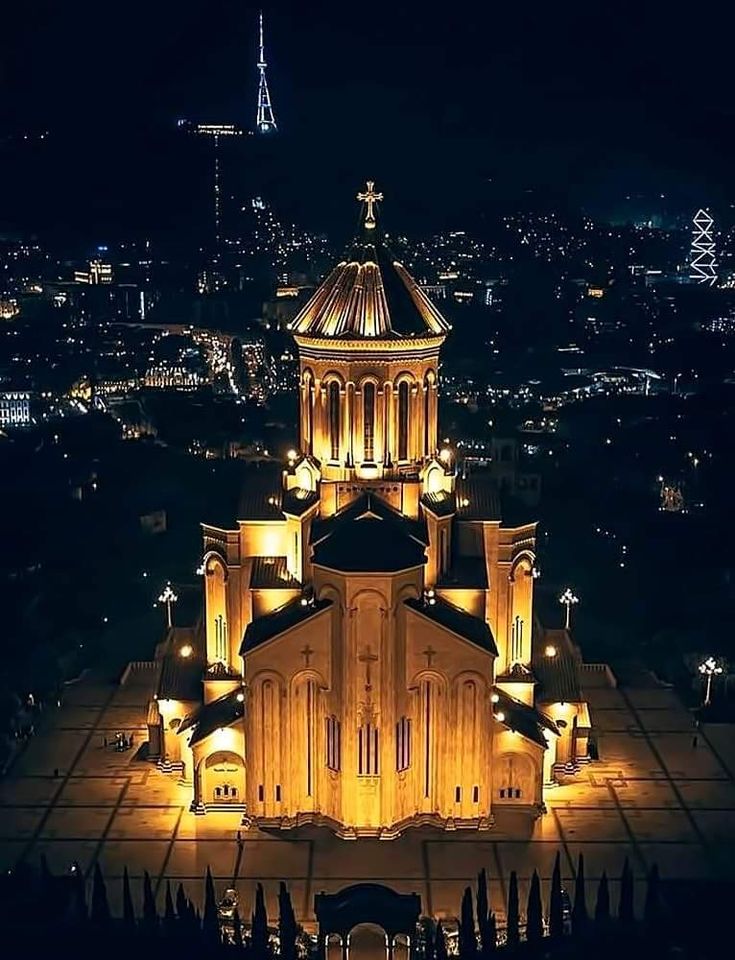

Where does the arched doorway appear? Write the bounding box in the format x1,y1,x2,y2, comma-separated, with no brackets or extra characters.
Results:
348,923,388,960
203,750,245,805
315,884,421,960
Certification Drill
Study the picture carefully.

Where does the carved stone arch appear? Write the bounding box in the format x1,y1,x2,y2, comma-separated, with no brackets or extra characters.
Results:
409,667,449,693
249,667,287,690
424,368,437,385
453,668,492,691
289,666,329,693
509,551,535,581
203,551,228,580
495,751,538,803
302,366,315,386
356,372,382,390
392,582,421,618
322,370,346,389
201,749,245,805
394,370,418,387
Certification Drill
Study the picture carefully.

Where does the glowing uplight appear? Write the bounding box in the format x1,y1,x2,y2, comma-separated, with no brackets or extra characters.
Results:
491,693,499,704
179,644,193,659
545,644,557,658
236,692,245,703
439,448,452,463
495,711,505,723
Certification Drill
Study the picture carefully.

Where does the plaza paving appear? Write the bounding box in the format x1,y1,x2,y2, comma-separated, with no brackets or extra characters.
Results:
2,667,735,926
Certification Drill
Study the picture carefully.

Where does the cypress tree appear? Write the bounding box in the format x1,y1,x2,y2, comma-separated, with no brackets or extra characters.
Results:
594,871,610,925
164,880,177,939
506,871,520,949
435,920,449,960
643,864,661,929
252,882,270,959
572,853,588,935
90,863,110,926
476,869,494,958
526,870,544,945
141,870,158,933
458,886,476,960
485,912,496,954
422,917,436,960
619,858,634,924
233,907,244,949
176,882,188,921
549,852,564,941
66,861,87,927
278,881,298,960
202,866,220,947
122,867,135,930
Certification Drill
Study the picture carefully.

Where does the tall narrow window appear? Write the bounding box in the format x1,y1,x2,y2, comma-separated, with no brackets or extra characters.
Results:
396,716,411,772
423,379,430,455
398,381,409,460
326,715,341,771
307,379,314,455
214,615,228,663
305,680,315,796
511,615,523,663
363,382,375,461
328,381,340,460
358,723,379,776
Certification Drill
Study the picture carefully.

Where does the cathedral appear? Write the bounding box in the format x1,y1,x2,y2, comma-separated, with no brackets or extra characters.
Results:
147,184,592,838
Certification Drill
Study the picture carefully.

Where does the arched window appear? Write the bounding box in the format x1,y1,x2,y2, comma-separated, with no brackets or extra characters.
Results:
398,381,409,460
423,379,430,455
363,382,375,461
328,381,340,460
307,379,314,455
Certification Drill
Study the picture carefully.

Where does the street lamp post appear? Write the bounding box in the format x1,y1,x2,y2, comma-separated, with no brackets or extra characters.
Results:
559,587,579,630
158,583,178,630
699,657,723,707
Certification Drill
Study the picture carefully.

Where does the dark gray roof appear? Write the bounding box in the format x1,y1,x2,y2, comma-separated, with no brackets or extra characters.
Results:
178,688,244,746
282,487,319,517
532,629,584,703
421,491,456,518
404,596,498,655
241,596,332,654
493,687,558,748
311,493,427,573
250,556,300,589
157,652,205,702
455,475,502,521
437,556,488,589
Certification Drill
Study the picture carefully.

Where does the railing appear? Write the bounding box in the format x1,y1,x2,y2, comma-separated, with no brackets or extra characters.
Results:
119,660,158,686
579,662,617,688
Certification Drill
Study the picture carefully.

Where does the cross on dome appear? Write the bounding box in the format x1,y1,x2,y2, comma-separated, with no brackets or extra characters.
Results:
357,180,383,230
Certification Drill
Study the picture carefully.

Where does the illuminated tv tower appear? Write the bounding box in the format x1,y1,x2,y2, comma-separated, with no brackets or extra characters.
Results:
256,10,277,133
690,208,717,285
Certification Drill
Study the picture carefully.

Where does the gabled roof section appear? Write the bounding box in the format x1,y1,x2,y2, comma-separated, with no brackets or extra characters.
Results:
156,651,205,702
289,234,450,340
241,596,332,654
250,556,300,589
311,493,427,573
493,687,559,748
532,629,584,703
178,688,244,746
404,596,498,656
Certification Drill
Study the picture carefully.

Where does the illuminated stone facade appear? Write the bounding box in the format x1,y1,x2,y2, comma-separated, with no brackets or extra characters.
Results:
148,188,592,837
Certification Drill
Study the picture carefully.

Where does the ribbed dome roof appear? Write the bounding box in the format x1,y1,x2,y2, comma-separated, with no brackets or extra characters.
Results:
289,235,451,340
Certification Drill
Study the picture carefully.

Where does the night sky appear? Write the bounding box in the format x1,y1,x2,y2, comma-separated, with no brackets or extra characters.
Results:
3,0,735,240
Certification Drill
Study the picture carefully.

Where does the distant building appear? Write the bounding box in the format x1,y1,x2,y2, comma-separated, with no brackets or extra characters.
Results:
0,391,32,427
74,259,113,285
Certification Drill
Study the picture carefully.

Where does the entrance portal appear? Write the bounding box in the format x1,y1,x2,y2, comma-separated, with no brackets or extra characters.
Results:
315,884,421,960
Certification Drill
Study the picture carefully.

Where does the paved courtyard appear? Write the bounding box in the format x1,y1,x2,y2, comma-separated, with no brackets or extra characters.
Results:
2,668,735,926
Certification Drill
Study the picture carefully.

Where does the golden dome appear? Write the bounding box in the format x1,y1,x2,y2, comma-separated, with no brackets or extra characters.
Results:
289,191,451,339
